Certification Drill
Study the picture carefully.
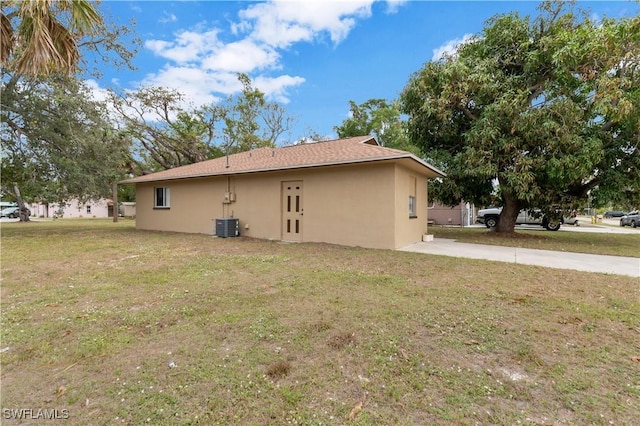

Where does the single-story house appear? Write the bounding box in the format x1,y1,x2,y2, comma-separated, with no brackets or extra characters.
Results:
120,136,445,250
29,198,115,218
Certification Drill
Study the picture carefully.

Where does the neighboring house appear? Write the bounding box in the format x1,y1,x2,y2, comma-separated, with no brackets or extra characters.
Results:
120,136,445,250
29,198,115,218
428,202,476,226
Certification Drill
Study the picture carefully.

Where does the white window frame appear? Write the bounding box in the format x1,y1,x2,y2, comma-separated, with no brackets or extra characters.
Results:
409,195,417,218
408,176,417,218
154,187,170,209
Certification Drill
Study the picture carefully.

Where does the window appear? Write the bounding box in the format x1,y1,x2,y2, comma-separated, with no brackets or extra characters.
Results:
155,187,170,208
409,176,417,218
86,205,91,214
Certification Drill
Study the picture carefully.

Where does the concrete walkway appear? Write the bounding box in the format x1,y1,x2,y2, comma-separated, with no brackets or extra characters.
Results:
399,239,640,278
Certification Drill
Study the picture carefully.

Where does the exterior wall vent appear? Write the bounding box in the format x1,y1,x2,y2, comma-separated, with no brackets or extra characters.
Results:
215,218,239,237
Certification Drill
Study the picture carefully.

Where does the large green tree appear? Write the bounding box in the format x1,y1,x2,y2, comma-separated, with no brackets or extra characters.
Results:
113,74,295,175
334,98,421,155
221,73,294,154
401,1,639,233
109,86,220,175
1,72,129,210
1,2,137,220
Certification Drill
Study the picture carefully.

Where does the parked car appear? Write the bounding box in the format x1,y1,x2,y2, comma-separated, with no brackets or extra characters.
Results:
562,210,580,226
620,211,640,228
0,206,29,218
477,207,563,231
1,206,19,218
604,210,627,218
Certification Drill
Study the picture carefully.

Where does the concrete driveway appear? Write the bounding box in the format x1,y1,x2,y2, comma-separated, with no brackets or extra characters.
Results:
400,239,639,278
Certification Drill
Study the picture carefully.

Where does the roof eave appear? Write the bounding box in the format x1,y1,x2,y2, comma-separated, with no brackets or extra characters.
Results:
119,154,445,185
406,154,446,177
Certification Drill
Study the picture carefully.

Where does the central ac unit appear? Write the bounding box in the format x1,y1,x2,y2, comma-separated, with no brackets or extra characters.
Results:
215,218,239,237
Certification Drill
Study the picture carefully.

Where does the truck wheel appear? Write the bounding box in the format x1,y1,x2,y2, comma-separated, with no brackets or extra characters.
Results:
545,221,561,231
485,217,498,228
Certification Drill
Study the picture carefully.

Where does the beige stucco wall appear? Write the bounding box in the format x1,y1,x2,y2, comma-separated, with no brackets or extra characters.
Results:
428,203,475,226
135,178,225,234
393,164,429,248
133,160,431,249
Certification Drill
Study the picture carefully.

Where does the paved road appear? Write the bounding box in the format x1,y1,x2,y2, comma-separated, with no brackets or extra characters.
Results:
466,220,640,235
400,239,640,278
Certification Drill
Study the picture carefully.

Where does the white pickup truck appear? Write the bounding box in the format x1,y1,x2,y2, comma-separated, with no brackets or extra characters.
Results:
477,207,563,231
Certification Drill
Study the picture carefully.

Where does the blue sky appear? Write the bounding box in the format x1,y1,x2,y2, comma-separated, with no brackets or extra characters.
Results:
94,0,639,143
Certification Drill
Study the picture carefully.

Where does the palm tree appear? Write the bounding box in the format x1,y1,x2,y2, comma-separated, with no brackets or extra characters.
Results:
1,0,102,76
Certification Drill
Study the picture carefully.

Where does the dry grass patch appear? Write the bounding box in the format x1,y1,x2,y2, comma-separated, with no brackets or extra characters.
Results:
1,219,639,425
327,331,357,350
266,360,292,379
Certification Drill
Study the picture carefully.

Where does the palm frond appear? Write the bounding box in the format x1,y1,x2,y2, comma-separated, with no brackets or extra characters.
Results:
9,0,102,76
67,0,103,35
0,12,13,66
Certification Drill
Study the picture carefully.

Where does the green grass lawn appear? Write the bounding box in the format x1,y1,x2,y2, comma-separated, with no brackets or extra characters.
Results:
429,226,639,258
1,220,639,425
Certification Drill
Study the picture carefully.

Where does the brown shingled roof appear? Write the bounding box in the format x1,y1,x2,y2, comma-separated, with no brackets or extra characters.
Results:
120,136,445,184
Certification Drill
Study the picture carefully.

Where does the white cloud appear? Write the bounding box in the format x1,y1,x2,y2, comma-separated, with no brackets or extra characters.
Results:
239,1,374,48
202,40,280,73
84,79,110,104
140,66,227,106
253,75,306,104
138,0,406,107
384,0,407,14
136,62,213,105
432,33,475,61
145,29,221,64
159,11,177,24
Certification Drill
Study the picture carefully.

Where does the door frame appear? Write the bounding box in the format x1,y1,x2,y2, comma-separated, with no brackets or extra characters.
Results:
281,181,303,242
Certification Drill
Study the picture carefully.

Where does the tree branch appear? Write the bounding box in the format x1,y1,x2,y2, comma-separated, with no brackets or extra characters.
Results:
457,102,478,121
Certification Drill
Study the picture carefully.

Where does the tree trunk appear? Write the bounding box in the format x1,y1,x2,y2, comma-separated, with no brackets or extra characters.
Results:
496,192,519,233
13,183,30,222
112,181,118,223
